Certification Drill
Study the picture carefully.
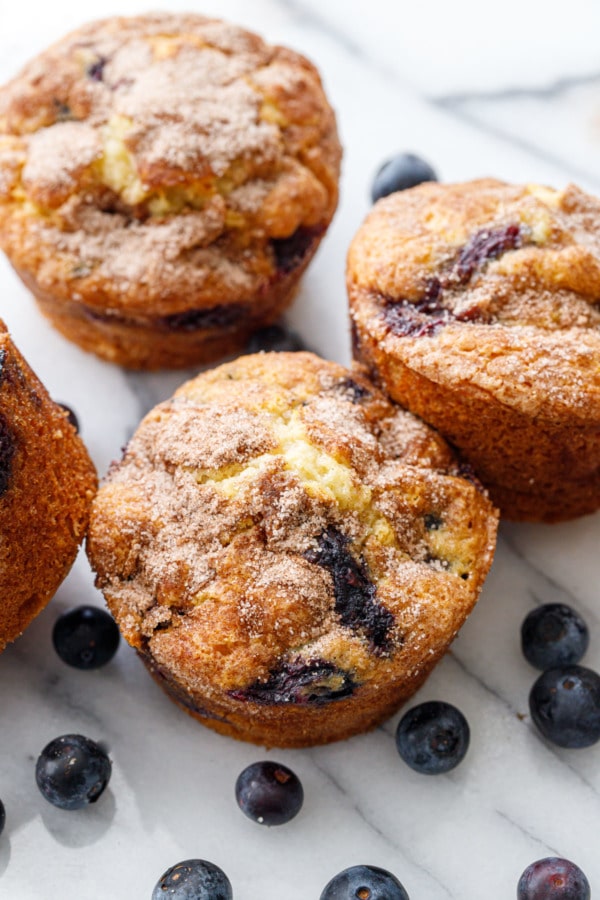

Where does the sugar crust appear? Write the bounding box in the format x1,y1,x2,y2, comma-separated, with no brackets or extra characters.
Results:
87,351,498,747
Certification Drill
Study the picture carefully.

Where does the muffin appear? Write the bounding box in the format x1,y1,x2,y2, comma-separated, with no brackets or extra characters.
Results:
87,352,497,747
0,13,341,369
347,178,600,522
0,319,97,650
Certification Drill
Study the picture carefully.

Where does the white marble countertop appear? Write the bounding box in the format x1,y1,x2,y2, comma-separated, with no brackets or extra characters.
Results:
1,2,600,898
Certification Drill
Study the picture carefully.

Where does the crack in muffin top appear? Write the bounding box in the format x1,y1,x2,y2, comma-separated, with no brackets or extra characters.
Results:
0,13,341,312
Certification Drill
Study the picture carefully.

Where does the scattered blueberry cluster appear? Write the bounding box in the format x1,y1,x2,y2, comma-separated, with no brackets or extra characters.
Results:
523,603,600,749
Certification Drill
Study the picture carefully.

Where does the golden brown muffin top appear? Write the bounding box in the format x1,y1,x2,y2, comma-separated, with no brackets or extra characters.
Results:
347,179,600,421
0,13,341,313
88,352,497,703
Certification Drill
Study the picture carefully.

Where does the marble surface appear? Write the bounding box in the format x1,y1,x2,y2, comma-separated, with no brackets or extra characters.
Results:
1,2,600,897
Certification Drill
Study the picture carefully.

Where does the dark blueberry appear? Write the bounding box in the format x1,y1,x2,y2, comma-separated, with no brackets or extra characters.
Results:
57,402,80,433
52,99,73,121
229,658,356,705
0,799,5,836
517,857,591,900
52,605,120,670
0,412,15,497
271,225,320,274
235,761,303,826
151,859,232,900
304,526,393,651
35,734,112,810
395,700,470,774
371,152,438,203
453,223,523,284
320,864,410,900
521,604,589,671
246,323,307,354
334,377,371,403
529,665,600,748
424,514,442,531
161,305,243,332
86,57,106,82
382,286,450,339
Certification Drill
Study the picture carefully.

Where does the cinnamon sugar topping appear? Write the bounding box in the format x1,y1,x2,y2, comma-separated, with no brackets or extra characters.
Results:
0,13,341,336
87,353,498,738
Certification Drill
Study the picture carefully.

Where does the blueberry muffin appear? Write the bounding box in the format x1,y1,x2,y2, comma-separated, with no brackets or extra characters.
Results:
87,352,497,747
347,178,600,522
0,13,341,370
0,319,96,650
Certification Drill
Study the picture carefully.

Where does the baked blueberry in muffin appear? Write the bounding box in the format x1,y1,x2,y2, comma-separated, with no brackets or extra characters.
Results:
348,178,600,522
87,352,497,747
0,13,341,369
0,319,96,650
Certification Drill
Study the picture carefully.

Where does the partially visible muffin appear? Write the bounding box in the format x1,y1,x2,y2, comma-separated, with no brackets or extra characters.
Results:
347,179,600,522
87,352,497,748
0,319,96,650
0,13,341,369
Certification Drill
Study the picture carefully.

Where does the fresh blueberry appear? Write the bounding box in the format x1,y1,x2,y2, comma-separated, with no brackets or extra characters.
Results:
52,605,120,670
529,665,600,748
57,402,80,433
371,153,438,203
517,857,591,900
395,700,470,774
0,799,5,836
521,604,589,670
320,864,410,900
246,323,307,354
151,859,232,900
235,761,303,826
35,734,112,810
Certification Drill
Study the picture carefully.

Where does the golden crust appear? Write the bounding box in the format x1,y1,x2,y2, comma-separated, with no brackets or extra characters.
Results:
0,319,97,650
87,351,498,747
0,13,341,369
347,179,600,521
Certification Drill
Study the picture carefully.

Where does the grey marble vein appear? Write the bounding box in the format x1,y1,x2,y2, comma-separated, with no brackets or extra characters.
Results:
429,99,600,192
272,0,365,59
432,70,600,105
500,530,600,628
308,754,455,898
495,808,561,858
